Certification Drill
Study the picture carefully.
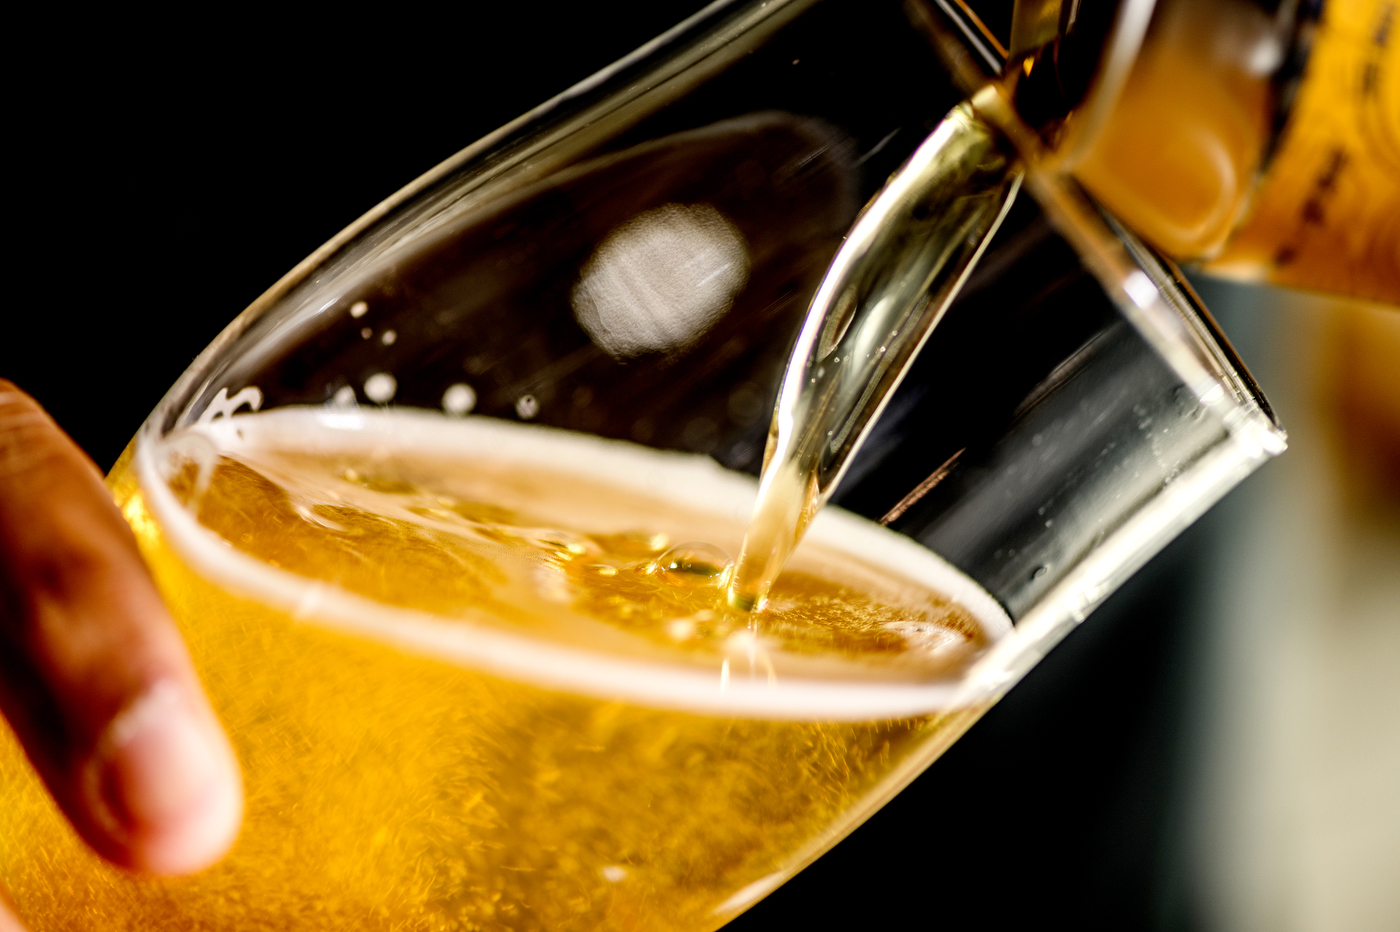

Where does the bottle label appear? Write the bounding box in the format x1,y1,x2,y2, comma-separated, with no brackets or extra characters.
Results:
1208,0,1400,304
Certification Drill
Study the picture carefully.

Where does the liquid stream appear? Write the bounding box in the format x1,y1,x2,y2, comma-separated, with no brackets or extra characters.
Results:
729,101,1022,612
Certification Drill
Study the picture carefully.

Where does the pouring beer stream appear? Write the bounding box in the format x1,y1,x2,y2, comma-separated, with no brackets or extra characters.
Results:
728,101,1022,612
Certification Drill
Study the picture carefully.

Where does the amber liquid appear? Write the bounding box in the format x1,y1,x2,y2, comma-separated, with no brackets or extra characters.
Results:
1075,0,1399,303
0,409,1005,931
728,101,1020,612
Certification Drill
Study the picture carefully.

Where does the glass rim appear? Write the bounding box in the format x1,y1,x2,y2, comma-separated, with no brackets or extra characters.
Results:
129,0,1286,716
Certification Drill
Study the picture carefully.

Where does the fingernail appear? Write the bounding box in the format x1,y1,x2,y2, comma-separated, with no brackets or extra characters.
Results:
86,681,241,872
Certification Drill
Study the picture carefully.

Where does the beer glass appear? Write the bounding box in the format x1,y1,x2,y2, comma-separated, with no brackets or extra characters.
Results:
0,1,1284,928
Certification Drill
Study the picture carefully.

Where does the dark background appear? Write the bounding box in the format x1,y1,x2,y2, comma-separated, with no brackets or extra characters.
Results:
9,3,1223,927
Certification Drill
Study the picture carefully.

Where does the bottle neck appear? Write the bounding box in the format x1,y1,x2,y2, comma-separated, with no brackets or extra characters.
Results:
1033,0,1296,259
924,0,1396,303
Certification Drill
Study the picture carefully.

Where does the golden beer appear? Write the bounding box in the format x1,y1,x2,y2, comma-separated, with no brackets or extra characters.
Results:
0,408,1009,931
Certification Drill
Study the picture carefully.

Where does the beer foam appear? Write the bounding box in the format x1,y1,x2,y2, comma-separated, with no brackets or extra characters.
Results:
136,407,1012,720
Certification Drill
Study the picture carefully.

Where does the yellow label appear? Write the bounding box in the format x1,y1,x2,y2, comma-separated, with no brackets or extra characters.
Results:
1209,0,1400,304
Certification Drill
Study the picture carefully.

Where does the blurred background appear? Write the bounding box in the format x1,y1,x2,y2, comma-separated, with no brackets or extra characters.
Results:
8,2,1397,929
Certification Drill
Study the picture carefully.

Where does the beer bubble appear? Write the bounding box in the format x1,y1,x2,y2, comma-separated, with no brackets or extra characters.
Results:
442,383,476,417
380,329,397,346
364,373,397,404
516,395,539,420
349,301,368,318
530,530,594,561
655,543,732,588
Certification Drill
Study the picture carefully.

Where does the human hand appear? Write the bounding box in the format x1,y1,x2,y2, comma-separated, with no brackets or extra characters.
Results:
0,381,242,928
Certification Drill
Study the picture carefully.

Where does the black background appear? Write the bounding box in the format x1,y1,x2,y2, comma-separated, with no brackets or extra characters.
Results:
8,3,1210,927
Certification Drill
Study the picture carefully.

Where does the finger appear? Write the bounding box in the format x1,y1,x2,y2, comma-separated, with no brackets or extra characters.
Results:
0,887,25,932
0,380,242,876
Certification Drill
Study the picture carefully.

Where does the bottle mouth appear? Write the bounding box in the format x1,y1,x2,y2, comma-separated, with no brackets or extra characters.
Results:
912,0,1153,147
927,0,1313,174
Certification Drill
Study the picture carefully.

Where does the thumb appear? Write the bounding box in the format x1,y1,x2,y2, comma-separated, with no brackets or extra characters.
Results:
0,380,242,876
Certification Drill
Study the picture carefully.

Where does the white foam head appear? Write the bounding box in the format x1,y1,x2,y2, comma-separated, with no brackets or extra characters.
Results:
137,407,1013,720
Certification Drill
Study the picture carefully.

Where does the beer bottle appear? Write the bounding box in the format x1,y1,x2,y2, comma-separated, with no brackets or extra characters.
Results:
957,0,1398,303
